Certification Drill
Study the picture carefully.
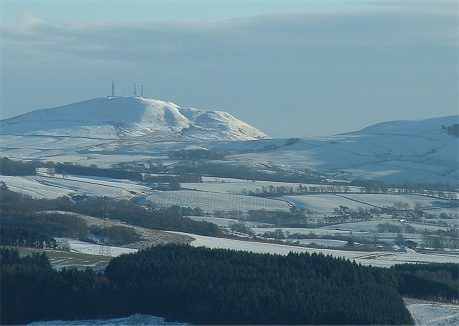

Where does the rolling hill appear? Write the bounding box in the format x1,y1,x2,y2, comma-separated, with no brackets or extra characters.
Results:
0,97,268,141
0,96,457,185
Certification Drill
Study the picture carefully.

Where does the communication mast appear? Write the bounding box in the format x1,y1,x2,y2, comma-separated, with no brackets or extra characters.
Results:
141,85,144,98
111,81,115,97
133,83,137,96
98,213,111,256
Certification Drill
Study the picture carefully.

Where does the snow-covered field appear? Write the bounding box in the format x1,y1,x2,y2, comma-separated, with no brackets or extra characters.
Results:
320,219,451,233
282,194,368,213
57,238,138,257
342,193,452,209
187,216,271,227
406,300,459,326
281,193,456,214
170,232,459,268
28,313,187,325
295,238,348,247
0,174,150,199
252,227,364,237
0,175,71,199
147,190,290,212
185,177,364,194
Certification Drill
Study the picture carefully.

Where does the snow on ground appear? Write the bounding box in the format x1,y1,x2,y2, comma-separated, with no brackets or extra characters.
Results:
57,238,138,257
295,239,348,247
2,114,457,185
282,194,370,213
406,300,459,326
252,227,363,236
187,216,271,227
282,193,457,215
320,219,451,233
28,313,187,325
170,232,459,267
0,175,71,199
1,96,267,141
147,190,290,212
341,193,451,209
186,177,364,194
0,174,150,199
227,116,459,185
252,226,429,245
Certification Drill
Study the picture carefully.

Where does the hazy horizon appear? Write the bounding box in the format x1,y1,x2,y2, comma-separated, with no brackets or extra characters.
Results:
1,0,457,137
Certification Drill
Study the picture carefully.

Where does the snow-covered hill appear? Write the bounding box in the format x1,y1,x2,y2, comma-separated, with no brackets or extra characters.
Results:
0,96,457,185
224,115,459,184
0,97,268,141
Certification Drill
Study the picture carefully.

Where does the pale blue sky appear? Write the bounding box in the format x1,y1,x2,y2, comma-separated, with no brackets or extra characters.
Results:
1,0,401,23
1,0,457,137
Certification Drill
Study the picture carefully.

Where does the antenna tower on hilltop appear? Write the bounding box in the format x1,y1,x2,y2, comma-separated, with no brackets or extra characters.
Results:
133,83,137,96
111,81,115,97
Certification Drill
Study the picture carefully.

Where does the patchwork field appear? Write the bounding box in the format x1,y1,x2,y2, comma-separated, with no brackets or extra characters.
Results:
147,190,290,212
281,193,456,214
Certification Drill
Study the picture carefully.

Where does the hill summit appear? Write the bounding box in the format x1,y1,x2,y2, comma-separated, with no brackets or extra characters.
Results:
0,97,269,141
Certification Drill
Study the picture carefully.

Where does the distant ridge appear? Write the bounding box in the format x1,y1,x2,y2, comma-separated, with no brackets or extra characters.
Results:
0,97,269,141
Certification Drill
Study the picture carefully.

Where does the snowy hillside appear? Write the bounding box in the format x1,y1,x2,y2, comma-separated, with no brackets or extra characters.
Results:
0,97,268,141
0,97,457,185
224,115,459,185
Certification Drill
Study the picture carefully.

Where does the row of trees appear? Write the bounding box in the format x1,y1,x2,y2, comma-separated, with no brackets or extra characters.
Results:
168,148,225,160
54,163,143,181
174,161,326,184
242,183,457,200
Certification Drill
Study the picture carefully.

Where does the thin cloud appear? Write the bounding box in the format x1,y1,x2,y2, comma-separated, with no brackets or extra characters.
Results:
1,5,457,137
1,8,456,65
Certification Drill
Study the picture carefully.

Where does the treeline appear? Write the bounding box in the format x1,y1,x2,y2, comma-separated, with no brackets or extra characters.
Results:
1,246,414,325
168,148,225,160
242,184,355,197
393,263,459,302
0,226,57,248
214,209,310,226
0,157,36,176
0,188,223,238
442,123,459,138
174,161,326,184
55,163,143,181
215,208,374,227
